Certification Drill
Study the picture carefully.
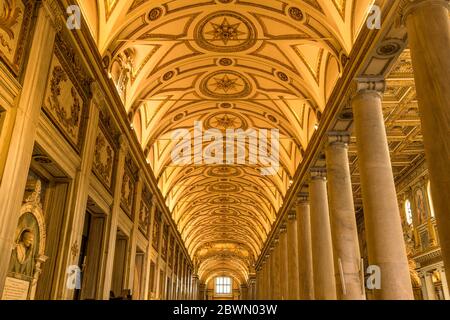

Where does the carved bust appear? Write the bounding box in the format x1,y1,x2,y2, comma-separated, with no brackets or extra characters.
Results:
8,229,36,278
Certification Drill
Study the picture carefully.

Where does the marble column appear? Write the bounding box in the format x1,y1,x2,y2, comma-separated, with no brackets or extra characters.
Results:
0,1,57,296
402,0,450,284
279,225,289,300
144,199,158,299
439,267,450,300
424,272,436,300
287,211,300,300
127,174,144,297
310,170,336,300
256,268,261,300
264,255,271,300
352,80,413,299
271,242,281,299
325,133,365,300
296,196,314,300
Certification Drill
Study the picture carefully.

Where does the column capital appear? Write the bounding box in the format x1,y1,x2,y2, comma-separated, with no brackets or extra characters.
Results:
327,131,351,148
399,0,450,26
118,134,129,153
296,192,309,204
279,223,287,233
310,167,327,181
91,82,106,108
288,210,297,220
41,0,64,32
355,78,386,95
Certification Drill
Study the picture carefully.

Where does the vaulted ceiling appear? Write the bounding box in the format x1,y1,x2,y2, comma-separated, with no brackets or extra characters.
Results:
78,0,374,284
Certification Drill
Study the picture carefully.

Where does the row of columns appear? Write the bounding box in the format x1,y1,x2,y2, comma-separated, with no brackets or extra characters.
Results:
256,102,413,299
255,0,450,300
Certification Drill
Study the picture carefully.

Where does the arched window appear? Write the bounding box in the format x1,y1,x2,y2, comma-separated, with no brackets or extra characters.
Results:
215,277,232,295
405,200,413,225
427,181,436,218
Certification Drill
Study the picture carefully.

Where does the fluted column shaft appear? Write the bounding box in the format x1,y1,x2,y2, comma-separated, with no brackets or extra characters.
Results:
326,134,365,300
404,0,450,284
352,81,413,299
296,198,314,300
287,212,300,299
310,171,336,300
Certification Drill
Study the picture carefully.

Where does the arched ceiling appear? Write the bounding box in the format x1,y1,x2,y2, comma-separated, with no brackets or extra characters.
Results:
78,0,373,282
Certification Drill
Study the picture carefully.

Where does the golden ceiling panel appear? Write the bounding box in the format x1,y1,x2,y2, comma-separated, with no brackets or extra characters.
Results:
79,0,373,282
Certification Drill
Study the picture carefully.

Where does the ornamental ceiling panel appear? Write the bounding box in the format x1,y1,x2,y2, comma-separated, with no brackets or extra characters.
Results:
79,0,373,282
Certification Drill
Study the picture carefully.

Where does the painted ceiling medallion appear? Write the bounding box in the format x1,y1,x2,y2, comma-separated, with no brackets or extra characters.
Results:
288,7,305,21
206,165,243,178
210,197,238,205
148,7,163,21
162,70,174,81
219,102,233,109
218,58,233,66
277,71,289,82
207,182,242,193
204,111,248,130
195,11,257,52
200,70,252,99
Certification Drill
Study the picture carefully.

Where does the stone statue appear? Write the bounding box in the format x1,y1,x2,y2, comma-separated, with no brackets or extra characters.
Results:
8,229,36,278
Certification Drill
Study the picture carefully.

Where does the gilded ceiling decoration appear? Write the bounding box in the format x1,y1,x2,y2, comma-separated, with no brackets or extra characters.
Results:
78,0,373,284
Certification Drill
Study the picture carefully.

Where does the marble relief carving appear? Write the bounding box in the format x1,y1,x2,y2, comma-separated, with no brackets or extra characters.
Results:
138,200,150,235
168,235,174,269
161,224,169,261
152,210,161,250
139,187,152,237
93,128,115,189
120,171,135,216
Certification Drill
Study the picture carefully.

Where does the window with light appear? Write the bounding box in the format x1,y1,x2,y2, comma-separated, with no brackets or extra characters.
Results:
405,200,413,225
215,277,232,295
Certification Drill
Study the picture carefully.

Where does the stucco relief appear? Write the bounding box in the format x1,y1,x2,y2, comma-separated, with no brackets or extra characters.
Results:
43,56,84,148
93,128,115,189
121,171,135,216
0,0,34,75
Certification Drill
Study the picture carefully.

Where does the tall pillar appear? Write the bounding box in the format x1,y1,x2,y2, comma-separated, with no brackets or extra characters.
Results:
325,133,365,300
296,196,314,300
310,169,336,300
279,225,289,300
352,80,414,299
439,267,450,300
144,199,158,299
287,211,300,300
424,272,436,300
270,242,281,299
127,174,144,298
100,136,128,299
264,255,271,300
0,1,57,296
255,268,261,300
402,0,450,284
